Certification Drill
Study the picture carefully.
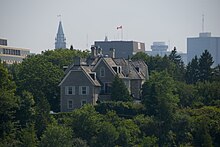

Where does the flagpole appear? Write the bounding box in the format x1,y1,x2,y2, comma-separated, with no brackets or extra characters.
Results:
117,25,123,41
121,28,123,41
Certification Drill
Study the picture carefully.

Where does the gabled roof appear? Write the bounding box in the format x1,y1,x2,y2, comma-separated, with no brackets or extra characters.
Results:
58,66,101,87
81,66,101,86
92,57,124,78
113,58,145,80
131,60,149,79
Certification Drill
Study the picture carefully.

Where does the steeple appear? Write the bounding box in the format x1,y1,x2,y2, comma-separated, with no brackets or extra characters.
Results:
55,21,66,49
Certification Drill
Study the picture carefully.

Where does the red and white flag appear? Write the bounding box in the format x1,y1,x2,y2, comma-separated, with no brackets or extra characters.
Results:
117,25,122,29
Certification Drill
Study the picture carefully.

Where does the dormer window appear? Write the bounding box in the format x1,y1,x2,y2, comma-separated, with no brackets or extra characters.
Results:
89,72,96,80
112,66,122,74
135,67,140,73
100,67,105,77
118,66,121,73
112,66,117,73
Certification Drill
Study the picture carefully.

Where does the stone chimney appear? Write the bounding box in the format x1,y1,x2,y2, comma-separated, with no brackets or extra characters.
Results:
109,48,115,58
91,45,97,58
97,47,103,56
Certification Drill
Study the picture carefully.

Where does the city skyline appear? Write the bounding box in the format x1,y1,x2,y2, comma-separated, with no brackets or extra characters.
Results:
1,0,220,54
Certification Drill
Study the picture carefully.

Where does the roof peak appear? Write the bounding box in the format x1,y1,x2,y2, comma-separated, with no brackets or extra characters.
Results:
55,20,66,49
57,21,64,35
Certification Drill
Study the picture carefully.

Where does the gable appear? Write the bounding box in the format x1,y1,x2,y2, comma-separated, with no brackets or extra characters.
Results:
92,58,116,81
59,69,100,87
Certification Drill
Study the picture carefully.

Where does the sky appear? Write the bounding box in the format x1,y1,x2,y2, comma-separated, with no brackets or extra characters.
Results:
1,0,220,54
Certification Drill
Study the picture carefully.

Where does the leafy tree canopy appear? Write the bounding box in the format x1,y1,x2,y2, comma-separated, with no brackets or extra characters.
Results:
111,75,132,102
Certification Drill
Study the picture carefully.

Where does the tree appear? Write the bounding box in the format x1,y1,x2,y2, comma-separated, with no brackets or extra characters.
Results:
42,49,89,69
140,136,158,147
142,71,179,145
70,105,102,144
193,117,213,147
132,52,149,62
94,121,119,147
19,124,38,147
35,96,51,137
198,50,214,82
70,45,74,50
39,122,73,147
0,62,19,146
212,65,220,81
72,138,88,147
111,75,132,102
175,81,197,108
168,47,185,81
168,47,182,65
185,56,200,84
16,55,63,112
16,91,36,127
195,81,220,106
116,119,140,146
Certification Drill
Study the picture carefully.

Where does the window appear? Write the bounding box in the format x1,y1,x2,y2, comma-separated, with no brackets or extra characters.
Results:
80,86,89,95
67,100,73,109
100,67,105,77
89,72,96,80
105,83,112,94
81,100,87,106
112,66,121,74
65,86,75,95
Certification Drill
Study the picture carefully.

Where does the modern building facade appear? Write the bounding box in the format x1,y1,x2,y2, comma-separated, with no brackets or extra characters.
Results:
0,38,7,46
55,21,66,49
146,41,187,65
146,42,169,56
95,40,145,59
0,38,30,64
59,46,149,112
187,32,220,67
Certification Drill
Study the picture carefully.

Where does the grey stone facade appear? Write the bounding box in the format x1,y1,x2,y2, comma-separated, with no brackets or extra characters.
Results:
95,41,145,59
59,46,149,112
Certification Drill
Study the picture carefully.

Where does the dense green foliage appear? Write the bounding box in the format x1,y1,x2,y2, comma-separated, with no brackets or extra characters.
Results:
1,48,220,146
111,74,132,102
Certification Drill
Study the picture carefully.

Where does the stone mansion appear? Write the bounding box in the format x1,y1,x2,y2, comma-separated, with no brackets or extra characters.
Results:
59,46,149,112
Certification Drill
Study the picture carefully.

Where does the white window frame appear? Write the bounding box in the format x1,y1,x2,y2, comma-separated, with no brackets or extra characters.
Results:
81,99,87,106
100,67,105,77
67,100,73,109
65,86,75,95
79,86,89,95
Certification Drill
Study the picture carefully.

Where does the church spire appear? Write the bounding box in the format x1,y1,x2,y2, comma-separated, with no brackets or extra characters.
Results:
55,21,66,49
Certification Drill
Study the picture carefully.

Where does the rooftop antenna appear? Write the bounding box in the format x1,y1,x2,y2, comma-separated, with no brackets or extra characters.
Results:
202,14,204,32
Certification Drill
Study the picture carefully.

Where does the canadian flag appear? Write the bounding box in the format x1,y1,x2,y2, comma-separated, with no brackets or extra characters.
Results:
117,26,122,29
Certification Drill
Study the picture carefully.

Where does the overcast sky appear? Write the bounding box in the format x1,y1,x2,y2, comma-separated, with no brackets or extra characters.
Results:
1,0,220,53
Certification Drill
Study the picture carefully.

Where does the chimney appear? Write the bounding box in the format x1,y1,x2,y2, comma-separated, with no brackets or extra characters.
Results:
109,48,115,58
73,56,81,66
91,45,97,58
98,47,102,56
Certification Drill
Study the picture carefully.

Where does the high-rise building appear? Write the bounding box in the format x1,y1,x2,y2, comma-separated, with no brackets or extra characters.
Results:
146,42,169,56
95,40,145,59
0,38,30,64
187,32,220,67
55,21,66,49
146,42,187,65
